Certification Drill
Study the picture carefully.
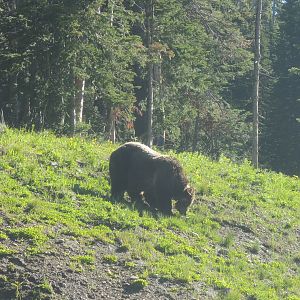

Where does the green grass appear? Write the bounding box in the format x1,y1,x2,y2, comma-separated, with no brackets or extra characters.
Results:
38,280,53,295
0,245,15,257
129,278,149,290
71,253,96,266
102,254,118,264
0,128,300,299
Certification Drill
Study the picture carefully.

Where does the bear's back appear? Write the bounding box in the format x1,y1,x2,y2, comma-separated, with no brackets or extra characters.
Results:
122,142,161,159
121,142,183,171
110,142,161,175
111,142,184,177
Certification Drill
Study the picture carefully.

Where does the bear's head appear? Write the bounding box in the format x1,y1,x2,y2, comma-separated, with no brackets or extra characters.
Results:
174,185,194,215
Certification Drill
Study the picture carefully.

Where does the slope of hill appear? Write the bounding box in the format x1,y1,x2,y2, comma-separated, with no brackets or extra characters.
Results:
0,129,299,300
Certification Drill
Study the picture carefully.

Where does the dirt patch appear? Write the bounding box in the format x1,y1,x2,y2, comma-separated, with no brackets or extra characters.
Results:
0,236,213,300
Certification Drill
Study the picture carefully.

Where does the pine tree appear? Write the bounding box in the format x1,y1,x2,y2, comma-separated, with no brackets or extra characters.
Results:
265,0,300,175
252,0,262,168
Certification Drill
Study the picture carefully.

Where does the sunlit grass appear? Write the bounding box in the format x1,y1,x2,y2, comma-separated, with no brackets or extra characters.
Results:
0,128,299,299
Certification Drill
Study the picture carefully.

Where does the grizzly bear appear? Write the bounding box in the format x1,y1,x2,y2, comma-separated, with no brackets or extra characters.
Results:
109,142,194,215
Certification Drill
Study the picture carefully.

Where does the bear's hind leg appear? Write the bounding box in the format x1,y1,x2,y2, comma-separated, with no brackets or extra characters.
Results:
109,152,127,203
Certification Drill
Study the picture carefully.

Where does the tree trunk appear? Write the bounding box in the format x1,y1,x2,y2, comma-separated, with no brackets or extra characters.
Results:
106,1,116,143
7,0,18,127
74,77,85,124
8,0,16,10
68,75,85,136
69,95,76,135
272,0,276,25
252,0,262,168
18,93,31,127
146,0,154,147
192,112,200,152
108,106,116,143
110,0,114,26
0,109,5,125
146,64,154,147
161,99,166,149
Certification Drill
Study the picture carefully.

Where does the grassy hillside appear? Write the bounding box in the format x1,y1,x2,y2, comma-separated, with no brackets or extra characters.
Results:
0,128,299,300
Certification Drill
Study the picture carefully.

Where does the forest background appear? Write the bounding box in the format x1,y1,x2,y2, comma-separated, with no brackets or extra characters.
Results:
0,0,299,175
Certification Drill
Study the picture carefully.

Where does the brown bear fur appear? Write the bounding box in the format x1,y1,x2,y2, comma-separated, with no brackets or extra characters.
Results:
109,142,194,215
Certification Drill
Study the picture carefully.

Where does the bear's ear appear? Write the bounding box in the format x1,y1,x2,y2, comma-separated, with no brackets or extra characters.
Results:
184,185,194,196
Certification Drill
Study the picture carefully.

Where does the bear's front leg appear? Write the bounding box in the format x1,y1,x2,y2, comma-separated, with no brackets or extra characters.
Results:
127,190,148,216
156,198,173,216
153,181,173,216
127,189,142,204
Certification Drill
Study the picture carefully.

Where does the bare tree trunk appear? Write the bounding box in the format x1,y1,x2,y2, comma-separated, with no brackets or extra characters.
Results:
146,0,154,147
7,0,19,127
147,64,154,147
60,96,65,127
69,76,85,134
107,0,116,143
235,0,242,9
192,112,200,152
0,109,5,126
252,0,262,168
161,100,166,149
74,77,85,123
69,95,76,135
8,0,16,10
108,106,116,143
18,93,31,127
272,0,276,25
110,0,114,25
11,75,20,127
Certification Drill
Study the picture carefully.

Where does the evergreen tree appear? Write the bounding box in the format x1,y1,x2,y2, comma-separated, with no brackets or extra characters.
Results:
0,0,141,136
264,0,300,175
0,0,259,161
